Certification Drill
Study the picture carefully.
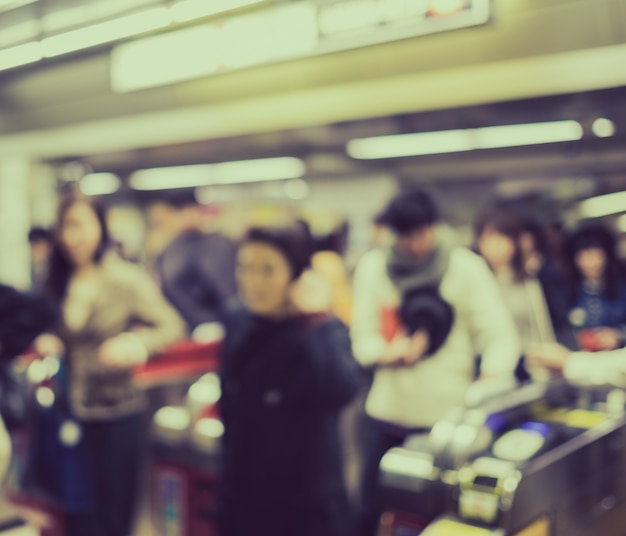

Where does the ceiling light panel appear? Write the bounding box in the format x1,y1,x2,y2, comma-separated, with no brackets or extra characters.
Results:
129,157,305,191
592,117,616,138
347,121,584,159
474,120,583,149
578,190,626,219
79,173,121,196
347,129,474,159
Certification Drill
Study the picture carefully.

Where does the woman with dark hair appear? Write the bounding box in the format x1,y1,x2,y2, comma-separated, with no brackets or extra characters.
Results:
32,194,185,536
218,224,361,536
564,224,626,351
474,209,570,380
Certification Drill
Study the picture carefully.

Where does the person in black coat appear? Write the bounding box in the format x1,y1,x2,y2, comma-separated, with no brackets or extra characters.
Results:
218,224,361,536
0,283,58,426
0,283,58,480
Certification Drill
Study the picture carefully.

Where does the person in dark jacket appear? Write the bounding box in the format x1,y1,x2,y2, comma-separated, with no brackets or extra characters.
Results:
563,224,626,350
218,224,361,536
0,283,58,479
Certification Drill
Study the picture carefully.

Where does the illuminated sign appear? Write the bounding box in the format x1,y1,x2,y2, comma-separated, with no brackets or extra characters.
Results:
317,0,490,51
111,0,490,93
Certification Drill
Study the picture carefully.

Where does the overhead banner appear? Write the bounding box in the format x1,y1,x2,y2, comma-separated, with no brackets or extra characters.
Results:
111,0,491,93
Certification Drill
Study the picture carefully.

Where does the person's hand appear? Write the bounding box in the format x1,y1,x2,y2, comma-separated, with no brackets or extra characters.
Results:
526,342,571,372
99,333,149,368
191,322,225,343
99,337,132,368
33,334,65,358
404,330,430,365
465,375,517,406
98,337,135,368
378,330,430,367
289,270,333,314
378,336,410,367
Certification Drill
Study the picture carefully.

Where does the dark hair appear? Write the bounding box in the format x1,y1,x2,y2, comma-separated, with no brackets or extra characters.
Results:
474,209,527,282
564,224,624,299
295,219,350,256
45,195,111,300
242,224,313,280
375,189,438,234
519,218,547,256
28,226,53,244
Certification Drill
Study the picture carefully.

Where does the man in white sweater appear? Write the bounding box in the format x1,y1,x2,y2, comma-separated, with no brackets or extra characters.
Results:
352,190,520,535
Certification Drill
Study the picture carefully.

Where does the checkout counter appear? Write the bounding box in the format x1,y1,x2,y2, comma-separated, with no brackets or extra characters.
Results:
378,381,626,536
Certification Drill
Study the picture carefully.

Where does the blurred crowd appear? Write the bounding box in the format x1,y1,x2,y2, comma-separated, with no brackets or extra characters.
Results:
0,186,625,536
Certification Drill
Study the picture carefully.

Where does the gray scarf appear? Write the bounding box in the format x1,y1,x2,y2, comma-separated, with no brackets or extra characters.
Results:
386,228,455,293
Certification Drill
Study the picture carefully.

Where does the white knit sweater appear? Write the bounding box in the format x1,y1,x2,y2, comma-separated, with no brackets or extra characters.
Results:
351,246,521,428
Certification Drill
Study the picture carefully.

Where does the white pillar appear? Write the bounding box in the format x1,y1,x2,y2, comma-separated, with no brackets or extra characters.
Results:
0,156,32,289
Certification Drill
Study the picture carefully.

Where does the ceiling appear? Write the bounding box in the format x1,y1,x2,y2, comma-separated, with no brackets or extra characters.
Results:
50,86,626,185
0,0,624,216
1,0,625,152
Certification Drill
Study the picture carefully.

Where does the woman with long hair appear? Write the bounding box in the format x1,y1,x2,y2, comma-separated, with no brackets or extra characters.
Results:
33,194,185,536
474,209,570,380
218,224,360,536
563,224,626,351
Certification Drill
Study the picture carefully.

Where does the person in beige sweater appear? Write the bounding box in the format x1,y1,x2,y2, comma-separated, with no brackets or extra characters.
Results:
351,190,520,536
34,194,185,536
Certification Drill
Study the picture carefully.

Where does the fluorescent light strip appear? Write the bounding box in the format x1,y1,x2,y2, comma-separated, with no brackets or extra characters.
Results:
80,173,121,196
171,0,265,23
41,7,172,57
347,121,584,159
617,214,626,233
348,129,474,159
578,190,626,219
0,41,42,71
130,157,305,191
212,157,305,184
474,120,583,148
130,164,210,191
